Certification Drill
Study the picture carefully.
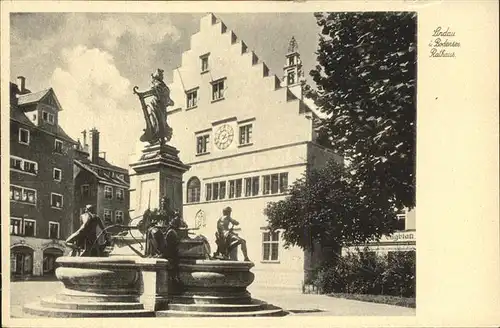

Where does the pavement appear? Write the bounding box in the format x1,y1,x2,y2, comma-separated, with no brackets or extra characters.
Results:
7,280,415,319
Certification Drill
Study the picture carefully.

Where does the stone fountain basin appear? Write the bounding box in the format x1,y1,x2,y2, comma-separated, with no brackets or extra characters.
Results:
55,256,143,297
179,260,255,289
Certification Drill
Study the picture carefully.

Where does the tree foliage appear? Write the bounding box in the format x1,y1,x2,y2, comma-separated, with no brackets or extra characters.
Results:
265,161,397,251
265,12,416,250
306,12,417,210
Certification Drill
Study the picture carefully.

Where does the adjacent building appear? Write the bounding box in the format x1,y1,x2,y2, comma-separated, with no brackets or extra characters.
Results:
158,14,342,289
9,77,77,278
74,128,131,231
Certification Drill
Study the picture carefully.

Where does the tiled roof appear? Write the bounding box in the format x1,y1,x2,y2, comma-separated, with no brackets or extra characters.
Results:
17,89,51,106
10,105,35,126
75,159,130,188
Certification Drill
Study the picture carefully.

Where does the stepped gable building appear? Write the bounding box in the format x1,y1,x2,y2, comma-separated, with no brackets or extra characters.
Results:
74,128,130,231
9,77,77,278
157,13,342,289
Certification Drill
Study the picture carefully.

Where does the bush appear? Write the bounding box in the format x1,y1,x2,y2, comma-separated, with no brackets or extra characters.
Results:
309,250,415,298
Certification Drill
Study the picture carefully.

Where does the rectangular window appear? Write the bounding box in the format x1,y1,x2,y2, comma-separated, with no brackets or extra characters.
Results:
288,56,294,66
10,157,22,170
263,175,271,195
42,111,55,125
186,89,198,109
279,173,289,193
244,178,252,197
229,180,235,199
235,179,242,198
53,168,62,181
81,184,90,198
205,183,212,201
115,210,124,223
104,209,112,222
196,134,210,154
54,139,63,153
48,221,60,239
24,161,37,174
10,156,38,175
212,79,225,101
104,186,113,199
213,182,219,200
219,181,226,199
287,71,296,85
252,176,260,196
10,218,22,235
19,128,30,145
200,54,209,72
262,173,289,195
24,219,36,237
10,185,37,204
239,124,253,145
262,231,280,262
244,176,260,197
51,193,63,209
271,174,279,194
396,214,406,231
116,188,124,200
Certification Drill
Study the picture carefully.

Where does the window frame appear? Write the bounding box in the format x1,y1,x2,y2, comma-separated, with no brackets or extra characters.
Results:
186,88,199,109
23,218,37,237
279,172,289,193
239,124,253,146
50,192,64,209
261,230,280,263
116,188,125,201
115,210,124,223
10,156,38,175
42,111,55,125
104,185,113,200
187,177,201,203
10,184,37,205
200,53,210,72
48,221,60,239
396,213,406,231
54,139,63,154
211,78,226,102
19,128,30,145
10,217,23,235
103,209,112,222
196,134,210,155
53,168,62,181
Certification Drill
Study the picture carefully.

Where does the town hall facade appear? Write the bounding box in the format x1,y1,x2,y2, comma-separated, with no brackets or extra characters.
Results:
164,14,341,289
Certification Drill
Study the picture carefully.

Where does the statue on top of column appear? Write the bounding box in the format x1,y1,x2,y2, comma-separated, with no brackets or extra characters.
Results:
133,69,174,147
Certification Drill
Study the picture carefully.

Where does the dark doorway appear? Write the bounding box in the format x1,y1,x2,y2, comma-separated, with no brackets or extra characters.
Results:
43,248,63,275
10,246,34,279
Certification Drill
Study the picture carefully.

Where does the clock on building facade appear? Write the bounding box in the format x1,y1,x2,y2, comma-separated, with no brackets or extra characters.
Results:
214,124,234,150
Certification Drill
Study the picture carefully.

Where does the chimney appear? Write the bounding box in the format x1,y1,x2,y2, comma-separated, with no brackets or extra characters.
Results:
89,128,100,163
17,76,26,94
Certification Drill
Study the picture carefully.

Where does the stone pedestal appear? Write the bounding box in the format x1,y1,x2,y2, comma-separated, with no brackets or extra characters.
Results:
129,143,190,219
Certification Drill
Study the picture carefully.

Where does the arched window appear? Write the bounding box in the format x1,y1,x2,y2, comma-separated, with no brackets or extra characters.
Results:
187,177,201,203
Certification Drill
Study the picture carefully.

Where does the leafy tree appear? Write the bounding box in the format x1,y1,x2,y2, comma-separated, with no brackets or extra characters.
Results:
265,160,397,251
306,12,417,210
265,12,416,251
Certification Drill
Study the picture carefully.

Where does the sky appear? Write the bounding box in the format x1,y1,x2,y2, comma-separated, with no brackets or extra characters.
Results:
10,12,321,168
